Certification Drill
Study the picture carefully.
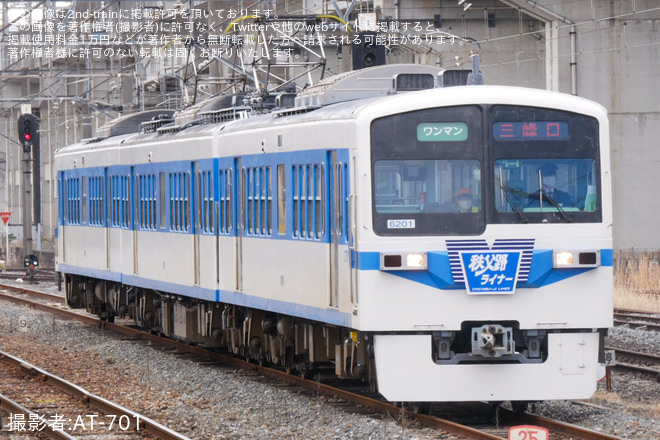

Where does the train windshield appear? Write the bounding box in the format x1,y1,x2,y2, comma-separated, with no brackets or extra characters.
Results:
495,159,598,215
375,160,481,214
372,159,484,235
370,104,602,235
370,105,486,236
490,105,602,225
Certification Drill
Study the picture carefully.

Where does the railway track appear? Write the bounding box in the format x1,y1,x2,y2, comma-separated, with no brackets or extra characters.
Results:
0,283,629,440
613,308,660,332
609,308,660,377
0,350,191,439
0,269,57,284
606,346,660,377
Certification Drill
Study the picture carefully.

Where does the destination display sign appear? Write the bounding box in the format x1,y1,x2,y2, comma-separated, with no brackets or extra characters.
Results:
493,121,569,141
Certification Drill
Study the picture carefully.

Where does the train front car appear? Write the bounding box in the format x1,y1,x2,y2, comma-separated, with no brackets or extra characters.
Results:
355,86,612,405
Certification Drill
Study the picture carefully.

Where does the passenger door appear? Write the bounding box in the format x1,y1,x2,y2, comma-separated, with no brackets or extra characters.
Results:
329,151,340,308
193,162,200,285
105,168,110,270
131,166,138,275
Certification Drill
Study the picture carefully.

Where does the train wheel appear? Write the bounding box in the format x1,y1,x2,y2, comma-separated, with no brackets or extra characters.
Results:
401,402,430,415
368,363,378,394
296,354,311,379
284,347,295,374
511,401,529,414
297,363,310,379
102,315,115,323
412,402,431,415
488,401,503,419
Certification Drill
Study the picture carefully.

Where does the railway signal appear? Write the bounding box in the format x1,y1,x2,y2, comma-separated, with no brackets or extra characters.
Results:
24,254,38,269
18,113,39,153
18,113,39,275
24,254,38,284
352,31,385,70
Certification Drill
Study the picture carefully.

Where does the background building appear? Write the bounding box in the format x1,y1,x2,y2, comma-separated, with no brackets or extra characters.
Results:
0,0,658,266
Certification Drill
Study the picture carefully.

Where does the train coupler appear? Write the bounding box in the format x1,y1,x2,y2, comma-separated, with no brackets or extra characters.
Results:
471,324,514,358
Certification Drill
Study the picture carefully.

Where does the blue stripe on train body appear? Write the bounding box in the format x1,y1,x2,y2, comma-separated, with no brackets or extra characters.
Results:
57,262,354,327
357,240,613,290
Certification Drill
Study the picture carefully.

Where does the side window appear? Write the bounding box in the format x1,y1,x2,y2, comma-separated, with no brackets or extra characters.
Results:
106,175,111,226
246,167,254,235
58,175,64,224
169,172,190,232
277,164,286,234
110,176,119,227
315,164,324,238
306,164,313,238
292,165,300,237
110,175,131,229
138,174,157,230
196,169,214,234
138,175,144,229
291,163,324,239
204,170,214,233
122,176,130,228
66,176,81,225
63,177,69,224
219,168,233,234
159,172,166,229
88,176,104,226
81,176,87,224
245,166,272,236
265,166,272,235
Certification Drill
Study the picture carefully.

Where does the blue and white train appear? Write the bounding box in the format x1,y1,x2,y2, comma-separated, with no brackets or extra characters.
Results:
55,63,612,408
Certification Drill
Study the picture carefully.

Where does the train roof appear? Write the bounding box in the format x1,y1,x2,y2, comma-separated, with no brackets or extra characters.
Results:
59,64,458,147
56,63,607,155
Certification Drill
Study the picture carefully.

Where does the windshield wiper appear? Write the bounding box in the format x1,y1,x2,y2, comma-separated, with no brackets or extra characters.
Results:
499,168,529,223
535,169,572,223
539,191,572,223
498,174,528,223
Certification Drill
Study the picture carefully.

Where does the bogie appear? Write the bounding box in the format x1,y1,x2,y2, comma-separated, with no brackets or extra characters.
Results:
64,275,373,385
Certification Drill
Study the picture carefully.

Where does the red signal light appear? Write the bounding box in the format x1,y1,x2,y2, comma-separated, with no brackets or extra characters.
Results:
18,114,39,148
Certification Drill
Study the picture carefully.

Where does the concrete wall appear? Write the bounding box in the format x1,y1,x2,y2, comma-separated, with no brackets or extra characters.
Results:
515,0,660,251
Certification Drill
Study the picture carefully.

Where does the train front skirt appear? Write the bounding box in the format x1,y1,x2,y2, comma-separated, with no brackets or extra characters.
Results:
374,332,600,402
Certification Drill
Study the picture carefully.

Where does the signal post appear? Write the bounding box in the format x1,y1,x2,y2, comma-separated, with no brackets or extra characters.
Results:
17,113,39,279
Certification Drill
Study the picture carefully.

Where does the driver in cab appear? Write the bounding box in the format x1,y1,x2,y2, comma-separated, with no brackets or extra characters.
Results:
456,188,479,212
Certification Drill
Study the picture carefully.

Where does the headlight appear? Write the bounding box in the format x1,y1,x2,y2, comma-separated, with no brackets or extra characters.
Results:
407,253,426,268
553,250,600,268
380,252,428,271
554,251,574,267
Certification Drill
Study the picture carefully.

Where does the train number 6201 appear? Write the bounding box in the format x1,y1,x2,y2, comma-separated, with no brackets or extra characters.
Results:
508,426,549,440
387,219,415,229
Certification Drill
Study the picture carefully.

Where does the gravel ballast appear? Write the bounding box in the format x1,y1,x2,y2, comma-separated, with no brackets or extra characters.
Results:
0,282,658,439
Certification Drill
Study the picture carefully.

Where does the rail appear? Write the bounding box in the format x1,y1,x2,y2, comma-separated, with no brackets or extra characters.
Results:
0,349,192,440
613,308,660,332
